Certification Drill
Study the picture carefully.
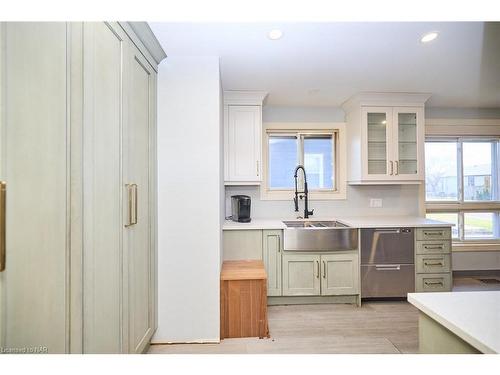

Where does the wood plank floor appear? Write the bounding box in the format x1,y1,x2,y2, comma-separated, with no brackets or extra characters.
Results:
149,301,418,354
148,276,499,354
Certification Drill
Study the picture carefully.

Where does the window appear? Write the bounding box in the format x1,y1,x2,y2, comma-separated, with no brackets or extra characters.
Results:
262,123,346,201
425,137,500,242
268,133,335,191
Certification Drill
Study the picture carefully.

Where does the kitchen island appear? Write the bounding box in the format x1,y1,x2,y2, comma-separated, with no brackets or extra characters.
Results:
408,291,500,354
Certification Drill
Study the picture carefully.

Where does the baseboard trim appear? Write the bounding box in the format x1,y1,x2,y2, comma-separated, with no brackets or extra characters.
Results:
268,295,359,306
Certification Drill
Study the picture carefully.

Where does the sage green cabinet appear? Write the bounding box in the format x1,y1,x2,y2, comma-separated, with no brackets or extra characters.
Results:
223,230,263,260
283,252,360,297
282,254,321,296
262,230,282,296
321,253,360,296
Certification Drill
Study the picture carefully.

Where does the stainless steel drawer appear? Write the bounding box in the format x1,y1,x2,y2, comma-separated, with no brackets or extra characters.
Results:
415,273,452,292
416,240,451,255
416,227,451,241
416,254,451,274
361,264,415,298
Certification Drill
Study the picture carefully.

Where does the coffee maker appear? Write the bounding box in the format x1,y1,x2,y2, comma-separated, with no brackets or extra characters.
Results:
230,195,251,223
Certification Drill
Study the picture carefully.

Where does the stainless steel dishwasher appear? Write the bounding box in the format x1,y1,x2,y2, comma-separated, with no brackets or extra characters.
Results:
360,228,415,298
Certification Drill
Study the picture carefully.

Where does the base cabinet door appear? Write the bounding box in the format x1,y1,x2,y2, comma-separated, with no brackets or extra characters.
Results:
282,254,320,296
263,230,282,296
321,253,359,296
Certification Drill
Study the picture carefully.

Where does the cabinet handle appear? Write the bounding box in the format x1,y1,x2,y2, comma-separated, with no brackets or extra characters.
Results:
277,236,280,253
125,184,133,227
424,281,444,286
322,261,326,279
424,261,443,267
316,260,320,278
132,184,138,225
256,160,259,176
125,183,138,227
424,245,444,250
0,181,6,272
395,160,399,175
424,231,443,236
389,161,393,175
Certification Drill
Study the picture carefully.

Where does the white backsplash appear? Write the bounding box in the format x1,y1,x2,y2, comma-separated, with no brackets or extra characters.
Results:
225,184,421,219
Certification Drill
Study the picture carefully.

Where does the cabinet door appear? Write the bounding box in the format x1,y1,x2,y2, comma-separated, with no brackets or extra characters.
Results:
0,22,69,353
321,253,359,296
263,230,282,296
123,44,156,354
226,105,261,182
392,107,424,180
362,107,394,180
82,21,128,354
282,254,320,296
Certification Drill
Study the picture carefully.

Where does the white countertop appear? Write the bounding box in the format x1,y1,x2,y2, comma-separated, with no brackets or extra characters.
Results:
223,219,286,230
408,291,500,354
337,216,454,228
222,216,453,230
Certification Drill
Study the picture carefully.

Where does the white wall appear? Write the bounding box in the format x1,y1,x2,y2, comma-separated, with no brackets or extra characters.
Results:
225,185,420,219
155,56,222,343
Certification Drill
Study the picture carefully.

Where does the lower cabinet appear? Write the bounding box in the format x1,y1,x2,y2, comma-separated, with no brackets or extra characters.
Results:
282,252,359,296
262,230,282,296
282,254,321,296
321,253,360,296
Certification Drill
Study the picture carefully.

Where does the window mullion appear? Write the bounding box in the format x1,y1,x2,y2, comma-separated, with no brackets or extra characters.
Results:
457,138,464,203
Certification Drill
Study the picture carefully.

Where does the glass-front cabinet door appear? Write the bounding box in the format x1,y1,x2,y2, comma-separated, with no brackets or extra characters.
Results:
392,107,423,180
362,107,393,179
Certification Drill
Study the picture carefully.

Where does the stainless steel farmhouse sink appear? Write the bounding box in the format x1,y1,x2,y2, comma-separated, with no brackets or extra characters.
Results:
282,221,358,251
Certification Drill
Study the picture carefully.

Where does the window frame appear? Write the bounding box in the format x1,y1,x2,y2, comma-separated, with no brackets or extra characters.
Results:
425,136,500,244
261,122,347,201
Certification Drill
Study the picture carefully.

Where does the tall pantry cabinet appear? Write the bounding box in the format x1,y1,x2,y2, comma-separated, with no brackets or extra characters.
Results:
0,22,165,353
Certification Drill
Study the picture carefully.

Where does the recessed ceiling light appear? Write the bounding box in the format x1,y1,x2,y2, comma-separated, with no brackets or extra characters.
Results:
268,29,283,40
421,32,438,43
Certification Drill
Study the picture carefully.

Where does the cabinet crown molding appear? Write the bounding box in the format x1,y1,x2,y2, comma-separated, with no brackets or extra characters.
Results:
342,92,432,113
119,22,167,69
224,90,268,106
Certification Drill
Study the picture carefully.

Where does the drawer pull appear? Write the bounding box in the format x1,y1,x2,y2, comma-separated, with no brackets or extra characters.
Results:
424,245,444,250
424,231,443,236
375,265,401,271
424,281,444,286
424,262,443,267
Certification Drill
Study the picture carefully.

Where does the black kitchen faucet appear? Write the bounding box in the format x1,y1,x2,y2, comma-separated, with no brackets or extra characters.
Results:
293,165,314,219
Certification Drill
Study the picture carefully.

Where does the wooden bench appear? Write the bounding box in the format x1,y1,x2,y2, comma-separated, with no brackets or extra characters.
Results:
220,260,269,339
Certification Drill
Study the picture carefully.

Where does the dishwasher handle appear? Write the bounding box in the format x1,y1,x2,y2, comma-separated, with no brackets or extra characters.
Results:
375,264,401,271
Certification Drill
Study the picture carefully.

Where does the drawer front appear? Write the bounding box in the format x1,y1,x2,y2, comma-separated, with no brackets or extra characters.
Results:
416,240,451,255
416,254,451,273
416,227,451,241
415,273,452,292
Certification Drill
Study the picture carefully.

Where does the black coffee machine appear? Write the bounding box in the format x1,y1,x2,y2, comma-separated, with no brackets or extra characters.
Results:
231,195,251,223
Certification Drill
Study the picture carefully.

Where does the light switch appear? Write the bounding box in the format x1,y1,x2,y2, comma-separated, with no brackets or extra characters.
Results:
370,198,382,208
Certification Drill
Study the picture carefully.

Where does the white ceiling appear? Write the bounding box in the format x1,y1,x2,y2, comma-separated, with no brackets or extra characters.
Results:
149,22,500,108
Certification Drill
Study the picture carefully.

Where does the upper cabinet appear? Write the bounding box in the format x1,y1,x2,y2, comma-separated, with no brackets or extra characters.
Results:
343,93,430,184
224,91,267,185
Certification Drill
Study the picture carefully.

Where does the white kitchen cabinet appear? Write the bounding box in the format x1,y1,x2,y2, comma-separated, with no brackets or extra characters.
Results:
343,93,429,184
224,91,267,185
0,22,165,354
